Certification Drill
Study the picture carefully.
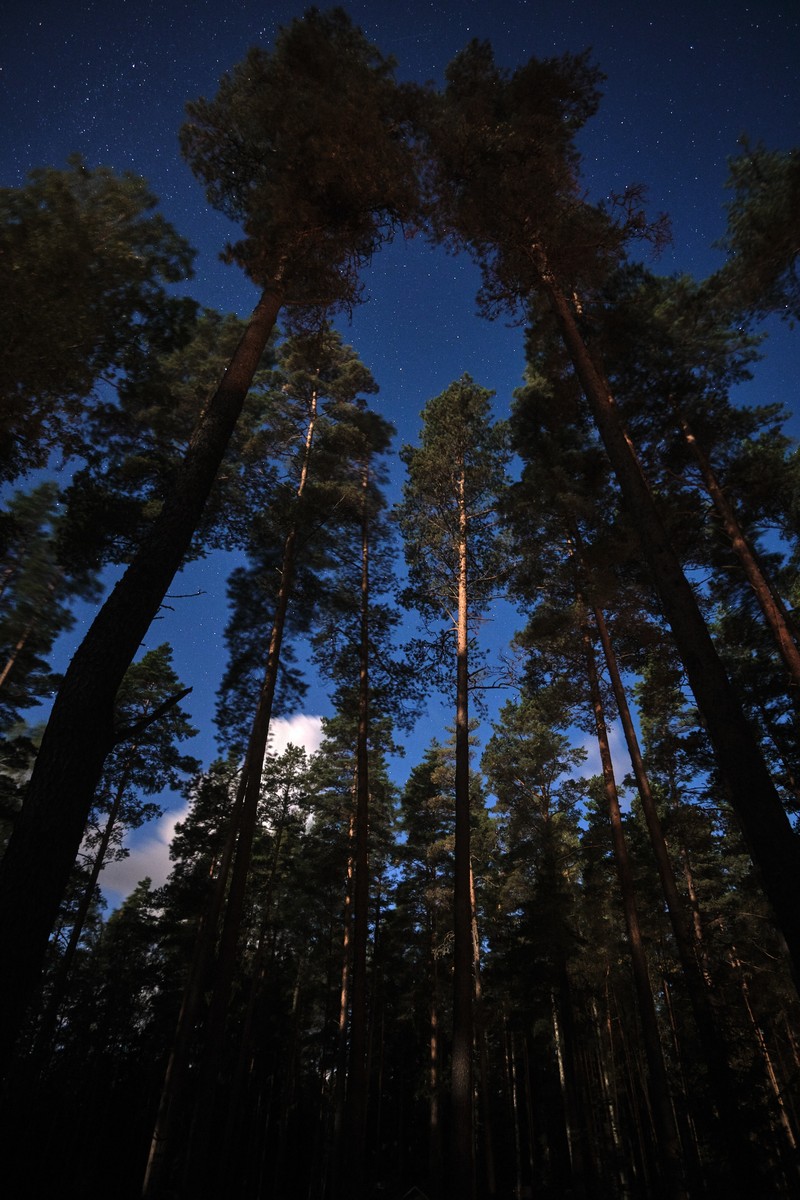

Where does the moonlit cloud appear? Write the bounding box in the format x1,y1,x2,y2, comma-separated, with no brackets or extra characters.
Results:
570,721,634,811
267,713,325,758
100,714,325,909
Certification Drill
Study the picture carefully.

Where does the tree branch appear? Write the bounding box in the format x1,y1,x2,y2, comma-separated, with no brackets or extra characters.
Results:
112,686,193,747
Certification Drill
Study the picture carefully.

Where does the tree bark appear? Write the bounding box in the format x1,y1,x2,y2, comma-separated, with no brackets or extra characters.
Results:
0,283,283,1077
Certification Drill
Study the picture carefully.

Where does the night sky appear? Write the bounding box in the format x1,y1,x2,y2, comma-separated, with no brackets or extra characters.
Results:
2,0,799,900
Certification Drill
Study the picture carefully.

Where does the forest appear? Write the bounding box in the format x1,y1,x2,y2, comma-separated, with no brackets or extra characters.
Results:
1,7,800,1199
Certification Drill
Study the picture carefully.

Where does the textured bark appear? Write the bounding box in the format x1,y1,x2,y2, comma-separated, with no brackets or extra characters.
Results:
0,284,283,1077
535,253,800,988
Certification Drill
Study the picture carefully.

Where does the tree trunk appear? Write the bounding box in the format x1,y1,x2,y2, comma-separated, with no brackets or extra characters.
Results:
216,783,294,1192
451,456,474,1200
581,616,687,1200
0,571,60,691
203,382,320,1062
334,806,356,1151
171,382,321,1194
35,757,137,1062
673,397,800,692
535,251,800,990
429,943,444,1196
0,284,283,1076
734,950,800,1158
589,598,763,1194
344,460,372,1196
470,863,496,1198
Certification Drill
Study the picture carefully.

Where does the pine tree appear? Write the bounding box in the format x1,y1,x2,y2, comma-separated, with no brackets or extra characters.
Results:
398,375,509,1200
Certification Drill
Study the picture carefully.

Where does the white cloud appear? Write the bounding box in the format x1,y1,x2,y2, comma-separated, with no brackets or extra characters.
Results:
569,720,635,811
267,713,324,758
100,802,189,909
99,714,325,910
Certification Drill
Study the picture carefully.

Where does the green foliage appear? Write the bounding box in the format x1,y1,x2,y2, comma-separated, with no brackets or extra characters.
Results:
215,327,396,750
399,374,509,624
180,7,418,315
81,643,199,866
0,482,102,731
0,156,196,481
709,141,800,324
415,40,665,318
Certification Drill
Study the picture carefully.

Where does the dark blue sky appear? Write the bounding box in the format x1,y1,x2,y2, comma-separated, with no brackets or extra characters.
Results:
2,0,799,898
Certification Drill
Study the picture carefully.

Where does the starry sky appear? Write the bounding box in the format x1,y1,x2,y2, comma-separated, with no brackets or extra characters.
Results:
2,0,799,900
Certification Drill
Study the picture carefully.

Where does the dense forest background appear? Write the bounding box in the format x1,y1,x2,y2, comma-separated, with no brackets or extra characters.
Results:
2,4,800,1199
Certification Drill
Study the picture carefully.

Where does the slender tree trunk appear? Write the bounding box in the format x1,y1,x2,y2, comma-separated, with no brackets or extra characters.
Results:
0,284,283,1076
553,957,593,1197
144,369,315,1200
34,757,136,1061
673,398,800,691
592,990,630,1197
734,951,799,1157
581,616,687,1200
203,384,320,1060
429,943,444,1197
344,461,372,1197
509,1030,524,1200
178,387,321,1194
589,598,762,1193
0,571,61,691
141,775,244,1200
534,251,800,988
216,786,294,1192
470,863,496,1198
334,806,356,1152
451,457,474,1200
0,618,36,692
